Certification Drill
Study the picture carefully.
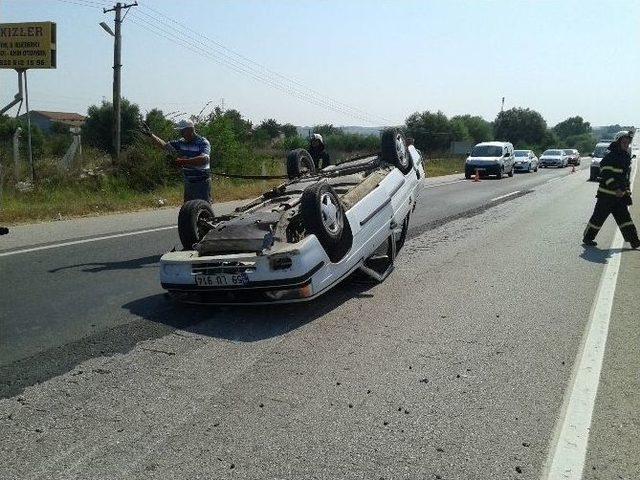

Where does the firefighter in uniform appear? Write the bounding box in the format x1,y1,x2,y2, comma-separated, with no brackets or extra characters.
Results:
582,130,640,248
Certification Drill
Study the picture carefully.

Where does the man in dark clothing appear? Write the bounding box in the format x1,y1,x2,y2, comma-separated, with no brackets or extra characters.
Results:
583,130,639,248
308,133,332,170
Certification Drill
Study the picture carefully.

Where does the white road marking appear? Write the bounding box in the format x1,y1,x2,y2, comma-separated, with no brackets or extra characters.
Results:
542,160,637,480
491,190,521,202
0,225,177,258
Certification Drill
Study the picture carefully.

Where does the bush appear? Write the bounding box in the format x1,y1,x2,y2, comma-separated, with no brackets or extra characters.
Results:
116,142,180,192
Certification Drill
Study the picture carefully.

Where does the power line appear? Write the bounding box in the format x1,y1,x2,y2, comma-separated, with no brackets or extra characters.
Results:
140,3,390,123
127,14,380,124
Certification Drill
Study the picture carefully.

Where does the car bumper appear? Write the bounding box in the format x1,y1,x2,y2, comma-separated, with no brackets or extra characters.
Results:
465,163,501,175
567,158,580,165
513,163,531,171
540,160,562,167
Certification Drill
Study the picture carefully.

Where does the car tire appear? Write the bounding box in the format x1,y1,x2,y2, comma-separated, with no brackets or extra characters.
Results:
465,171,472,179
178,199,215,250
508,167,514,177
496,169,502,180
300,182,352,262
287,148,316,179
381,129,413,175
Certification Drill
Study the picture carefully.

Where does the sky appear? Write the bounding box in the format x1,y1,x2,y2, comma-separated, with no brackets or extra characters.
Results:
1,0,639,128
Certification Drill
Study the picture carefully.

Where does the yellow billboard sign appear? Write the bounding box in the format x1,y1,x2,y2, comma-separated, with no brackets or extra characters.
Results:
0,22,57,69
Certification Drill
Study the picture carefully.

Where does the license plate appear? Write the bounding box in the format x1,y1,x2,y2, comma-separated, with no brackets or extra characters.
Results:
195,273,249,287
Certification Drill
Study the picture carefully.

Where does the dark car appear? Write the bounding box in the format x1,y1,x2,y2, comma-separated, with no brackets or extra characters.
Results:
563,149,580,166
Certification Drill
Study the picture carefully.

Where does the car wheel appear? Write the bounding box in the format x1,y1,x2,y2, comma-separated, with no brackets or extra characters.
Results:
300,182,352,262
178,200,215,250
496,169,502,180
381,129,413,174
287,148,316,179
508,167,514,177
465,172,472,179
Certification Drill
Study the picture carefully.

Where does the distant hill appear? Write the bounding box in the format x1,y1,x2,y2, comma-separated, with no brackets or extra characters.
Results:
296,126,385,137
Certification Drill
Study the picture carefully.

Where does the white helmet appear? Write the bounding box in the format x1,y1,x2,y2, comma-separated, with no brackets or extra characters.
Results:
311,133,324,144
613,130,633,142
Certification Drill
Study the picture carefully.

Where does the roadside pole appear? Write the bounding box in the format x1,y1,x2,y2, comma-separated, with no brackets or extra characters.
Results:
103,2,137,159
13,127,22,181
23,70,35,182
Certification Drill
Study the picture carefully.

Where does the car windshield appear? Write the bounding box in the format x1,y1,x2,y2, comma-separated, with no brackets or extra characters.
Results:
543,150,562,155
471,145,503,157
514,151,529,157
563,150,573,154
593,146,609,157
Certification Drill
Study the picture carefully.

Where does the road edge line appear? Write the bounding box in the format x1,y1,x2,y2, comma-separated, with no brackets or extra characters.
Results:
540,159,637,480
0,225,177,258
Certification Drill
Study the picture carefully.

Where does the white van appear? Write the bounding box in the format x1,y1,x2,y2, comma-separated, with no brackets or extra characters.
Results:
589,141,611,181
465,141,515,179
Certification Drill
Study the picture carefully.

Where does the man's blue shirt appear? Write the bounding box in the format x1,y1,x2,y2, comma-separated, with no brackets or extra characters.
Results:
168,135,211,179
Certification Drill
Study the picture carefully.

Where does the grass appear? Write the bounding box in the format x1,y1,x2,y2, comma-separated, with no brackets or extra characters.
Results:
0,155,466,225
0,177,282,225
425,156,466,177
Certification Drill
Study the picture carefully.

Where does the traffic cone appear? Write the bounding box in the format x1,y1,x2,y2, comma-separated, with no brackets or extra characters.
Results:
473,169,480,182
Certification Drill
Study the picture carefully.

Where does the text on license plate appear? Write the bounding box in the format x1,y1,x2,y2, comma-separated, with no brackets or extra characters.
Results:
195,273,249,287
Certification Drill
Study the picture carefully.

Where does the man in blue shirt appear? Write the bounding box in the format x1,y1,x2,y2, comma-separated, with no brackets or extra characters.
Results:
146,119,212,202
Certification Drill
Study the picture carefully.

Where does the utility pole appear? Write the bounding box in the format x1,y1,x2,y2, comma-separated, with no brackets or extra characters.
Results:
501,97,505,113
103,1,137,159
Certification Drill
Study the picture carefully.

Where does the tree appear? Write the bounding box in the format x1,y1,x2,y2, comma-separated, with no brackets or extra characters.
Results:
450,115,493,143
206,108,252,142
281,123,298,138
553,116,591,140
83,99,141,154
144,109,175,140
449,118,471,142
404,110,451,152
494,107,547,147
255,118,282,139
312,124,342,137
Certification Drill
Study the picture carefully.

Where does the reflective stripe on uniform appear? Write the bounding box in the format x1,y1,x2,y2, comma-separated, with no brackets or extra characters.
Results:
600,166,624,173
605,178,615,185
619,221,635,228
598,187,618,195
587,222,602,230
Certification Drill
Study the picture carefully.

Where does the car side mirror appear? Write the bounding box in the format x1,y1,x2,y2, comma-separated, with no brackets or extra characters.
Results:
466,151,471,156
633,154,637,159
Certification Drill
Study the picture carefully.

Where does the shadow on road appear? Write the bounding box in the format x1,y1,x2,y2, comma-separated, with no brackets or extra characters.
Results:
0,276,375,399
579,246,635,264
48,254,161,273
123,278,376,343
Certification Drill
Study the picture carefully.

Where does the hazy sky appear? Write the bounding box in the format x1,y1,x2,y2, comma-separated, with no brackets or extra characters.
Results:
1,0,639,128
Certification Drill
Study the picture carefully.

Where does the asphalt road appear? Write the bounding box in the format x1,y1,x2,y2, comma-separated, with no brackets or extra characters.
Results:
1,158,638,479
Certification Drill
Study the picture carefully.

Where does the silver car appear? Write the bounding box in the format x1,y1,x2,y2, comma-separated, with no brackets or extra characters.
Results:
513,150,539,173
539,149,568,168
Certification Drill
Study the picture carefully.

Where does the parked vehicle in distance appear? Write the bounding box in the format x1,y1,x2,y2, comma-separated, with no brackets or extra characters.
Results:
589,141,611,181
539,149,568,168
465,141,515,179
563,149,580,166
513,150,538,173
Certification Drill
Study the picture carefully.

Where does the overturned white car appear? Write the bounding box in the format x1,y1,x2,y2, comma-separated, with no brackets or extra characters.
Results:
160,130,424,304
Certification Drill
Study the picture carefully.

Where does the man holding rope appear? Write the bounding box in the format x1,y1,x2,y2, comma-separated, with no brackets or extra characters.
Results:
143,119,212,203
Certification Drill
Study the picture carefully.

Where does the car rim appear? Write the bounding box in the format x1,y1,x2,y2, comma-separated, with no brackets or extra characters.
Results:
320,192,343,235
395,135,409,168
